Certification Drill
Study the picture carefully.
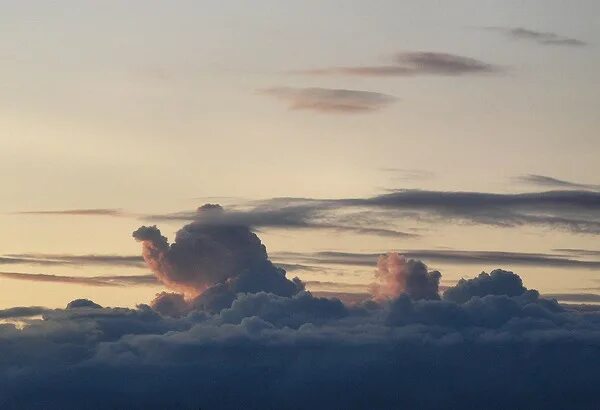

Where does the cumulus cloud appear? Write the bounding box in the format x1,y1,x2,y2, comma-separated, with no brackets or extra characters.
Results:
262,87,396,113
485,27,587,47
0,259,599,408
371,253,441,300
133,219,303,301
443,269,527,304
299,51,501,77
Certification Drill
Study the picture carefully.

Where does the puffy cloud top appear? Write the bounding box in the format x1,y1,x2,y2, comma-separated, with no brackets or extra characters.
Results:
443,269,527,303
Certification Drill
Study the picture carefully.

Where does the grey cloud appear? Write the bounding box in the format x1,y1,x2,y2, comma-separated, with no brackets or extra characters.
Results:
274,248,600,270
543,293,600,303
485,27,587,47
262,189,600,235
0,263,599,409
516,174,600,191
15,209,126,216
553,248,600,258
299,51,501,77
0,271,158,287
147,203,416,238
0,306,49,319
0,253,144,268
262,87,396,113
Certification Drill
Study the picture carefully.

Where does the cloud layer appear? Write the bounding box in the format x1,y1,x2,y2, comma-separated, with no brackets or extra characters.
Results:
1,253,599,408
1,218,599,408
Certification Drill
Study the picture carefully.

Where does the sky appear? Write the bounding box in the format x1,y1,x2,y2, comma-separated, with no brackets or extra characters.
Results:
0,2,599,407
1,0,599,308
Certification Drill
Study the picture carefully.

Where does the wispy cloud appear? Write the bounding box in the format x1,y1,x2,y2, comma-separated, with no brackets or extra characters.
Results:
15,209,126,216
262,87,397,113
298,52,502,77
0,271,157,287
543,293,600,303
484,27,587,47
381,168,435,181
0,253,144,268
515,174,600,191
146,204,416,238
273,249,600,270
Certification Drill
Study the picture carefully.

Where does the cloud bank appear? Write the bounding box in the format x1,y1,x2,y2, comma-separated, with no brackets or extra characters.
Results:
1,220,599,408
1,249,599,408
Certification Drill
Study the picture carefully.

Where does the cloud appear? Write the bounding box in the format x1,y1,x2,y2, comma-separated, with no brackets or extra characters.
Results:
381,168,435,181
132,220,303,300
0,271,157,287
261,87,396,113
254,189,600,235
0,306,48,319
443,270,527,304
0,260,599,408
0,253,144,268
485,27,587,47
371,253,441,300
273,248,600,271
299,51,501,77
19,187,600,238
543,293,600,303
147,203,416,238
516,174,600,191
15,209,126,216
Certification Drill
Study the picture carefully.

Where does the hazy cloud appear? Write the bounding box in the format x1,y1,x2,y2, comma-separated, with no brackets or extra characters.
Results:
0,253,144,268
147,203,416,238
262,87,396,113
273,249,600,270
299,51,501,77
516,174,600,191
543,293,600,303
15,209,126,216
485,27,587,47
0,271,157,287
255,189,600,235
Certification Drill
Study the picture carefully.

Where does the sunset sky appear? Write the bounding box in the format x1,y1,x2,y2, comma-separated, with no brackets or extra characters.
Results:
2,1,599,310
2,3,600,408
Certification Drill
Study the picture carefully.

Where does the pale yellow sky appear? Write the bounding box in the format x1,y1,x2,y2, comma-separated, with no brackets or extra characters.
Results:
1,1,599,308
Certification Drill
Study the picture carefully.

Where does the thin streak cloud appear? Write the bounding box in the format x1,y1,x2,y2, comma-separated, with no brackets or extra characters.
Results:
516,174,600,191
262,87,397,113
298,51,502,77
273,249,600,270
484,27,587,47
0,271,158,287
15,209,126,216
